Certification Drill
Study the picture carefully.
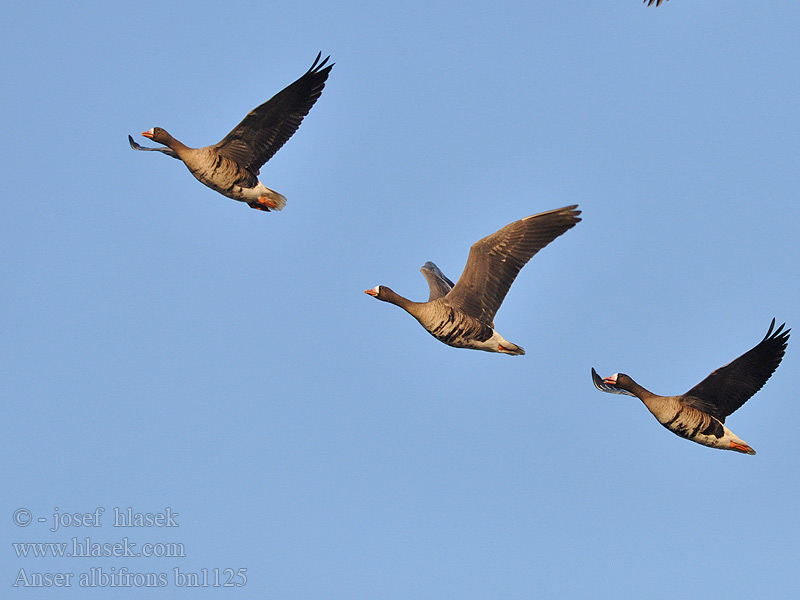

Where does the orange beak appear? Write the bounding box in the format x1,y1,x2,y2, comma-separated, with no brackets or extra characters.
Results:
603,376,617,385
364,289,378,297
141,129,154,139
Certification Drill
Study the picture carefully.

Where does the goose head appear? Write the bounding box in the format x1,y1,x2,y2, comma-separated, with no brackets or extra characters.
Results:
603,372,641,395
364,285,408,307
603,372,635,388
365,285,389,300
141,127,173,146
592,369,639,397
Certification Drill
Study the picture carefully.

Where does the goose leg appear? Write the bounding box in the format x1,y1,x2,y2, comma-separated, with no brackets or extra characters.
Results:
247,197,278,211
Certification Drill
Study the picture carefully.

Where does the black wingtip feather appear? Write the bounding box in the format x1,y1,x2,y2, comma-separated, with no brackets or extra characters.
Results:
763,318,790,349
592,368,612,393
764,318,776,339
308,52,333,74
591,367,610,392
591,368,612,393
128,134,180,159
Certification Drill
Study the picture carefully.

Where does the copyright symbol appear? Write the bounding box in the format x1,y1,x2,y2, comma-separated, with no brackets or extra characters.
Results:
13,508,32,527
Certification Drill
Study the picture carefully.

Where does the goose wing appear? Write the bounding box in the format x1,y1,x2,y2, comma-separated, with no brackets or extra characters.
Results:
128,135,179,159
420,261,455,301
213,53,333,175
682,319,790,421
591,368,637,397
444,205,580,325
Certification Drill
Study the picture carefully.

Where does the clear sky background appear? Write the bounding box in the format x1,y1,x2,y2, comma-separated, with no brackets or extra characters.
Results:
2,1,799,598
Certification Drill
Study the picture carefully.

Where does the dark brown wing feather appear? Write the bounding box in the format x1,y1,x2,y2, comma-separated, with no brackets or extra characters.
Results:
444,205,581,325
682,319,790,421
420,261,455,301
213,53,333,175
645,0,667,6
129,135,179,159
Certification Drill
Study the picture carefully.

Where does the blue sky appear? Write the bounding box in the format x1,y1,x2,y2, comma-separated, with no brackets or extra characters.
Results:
2,1,799,598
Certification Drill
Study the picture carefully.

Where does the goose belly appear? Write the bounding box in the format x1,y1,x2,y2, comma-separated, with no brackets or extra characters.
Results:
191,170,251,201
421,309,494,350
419,309,523,353
655,406,753,453
187,153,260,201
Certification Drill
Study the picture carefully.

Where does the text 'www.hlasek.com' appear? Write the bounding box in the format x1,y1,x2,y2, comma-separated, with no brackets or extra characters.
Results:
10,506,247,589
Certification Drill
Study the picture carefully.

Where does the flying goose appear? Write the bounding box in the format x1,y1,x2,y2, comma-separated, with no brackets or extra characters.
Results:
365,205,581,354
129,53,333,211
592,319,790,454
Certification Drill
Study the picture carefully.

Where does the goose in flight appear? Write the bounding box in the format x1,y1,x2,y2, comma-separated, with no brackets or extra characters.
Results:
592,319,790,454
365,206,581,354
129,53,333,211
